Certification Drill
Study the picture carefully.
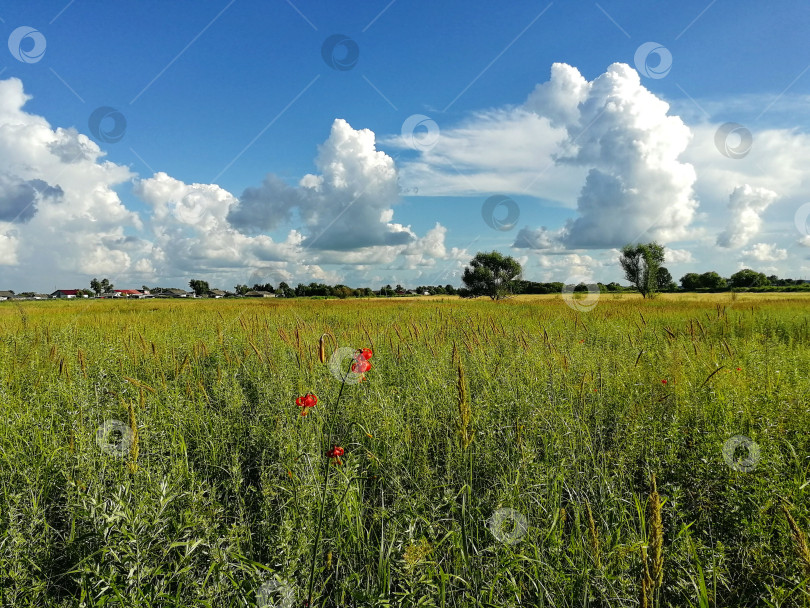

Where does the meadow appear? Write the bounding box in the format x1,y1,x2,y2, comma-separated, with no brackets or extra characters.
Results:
0,293,808,607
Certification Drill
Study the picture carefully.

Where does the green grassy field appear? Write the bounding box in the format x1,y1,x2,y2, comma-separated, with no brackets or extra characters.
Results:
1,294,808,607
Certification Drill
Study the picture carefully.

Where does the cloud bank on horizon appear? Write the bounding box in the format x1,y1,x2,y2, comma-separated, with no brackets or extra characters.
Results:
1,58,809,290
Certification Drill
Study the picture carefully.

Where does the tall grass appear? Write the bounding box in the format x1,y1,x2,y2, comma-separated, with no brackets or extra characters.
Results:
0,294,808,606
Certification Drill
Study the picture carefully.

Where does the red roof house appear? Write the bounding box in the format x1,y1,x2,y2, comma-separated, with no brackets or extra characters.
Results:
51,289,83,298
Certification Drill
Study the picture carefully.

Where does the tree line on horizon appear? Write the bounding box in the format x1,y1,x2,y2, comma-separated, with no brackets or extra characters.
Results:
6,247,802,300
457,246,808,300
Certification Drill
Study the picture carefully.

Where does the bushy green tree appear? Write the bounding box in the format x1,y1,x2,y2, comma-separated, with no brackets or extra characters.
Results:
656,267,676,291
729,269,769,288
462,251,523,300
277,282,295,298
680,273,701,290
619,242,665,298
699,271,727,290
332,285,353,299
188,279,209,296
251,283,276,293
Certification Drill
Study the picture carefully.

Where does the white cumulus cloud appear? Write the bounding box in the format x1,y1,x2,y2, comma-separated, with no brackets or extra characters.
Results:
741,242,787,262
540,63,698,248
228,118,414,251
716,184,778,248
0,77,142,287
664,247,694,264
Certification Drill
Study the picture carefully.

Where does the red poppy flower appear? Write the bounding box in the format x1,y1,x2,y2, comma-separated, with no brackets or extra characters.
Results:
296,392,318,416
326,445,344,465
351,359,372,373
360,348,373,360
661,379,668,384
736,367,741,371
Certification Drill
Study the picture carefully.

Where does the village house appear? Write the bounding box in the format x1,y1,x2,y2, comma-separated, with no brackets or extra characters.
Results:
113,289,150,298
51,289,87,299
152,288,193,298
244,290,275,298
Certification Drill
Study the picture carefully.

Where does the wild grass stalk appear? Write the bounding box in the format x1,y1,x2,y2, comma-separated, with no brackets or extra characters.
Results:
781,502,810,578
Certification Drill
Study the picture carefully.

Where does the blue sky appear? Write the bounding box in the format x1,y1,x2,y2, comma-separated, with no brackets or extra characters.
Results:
1,1,810,291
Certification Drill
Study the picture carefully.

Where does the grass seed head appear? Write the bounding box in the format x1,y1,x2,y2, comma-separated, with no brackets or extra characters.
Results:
640,544,652,608
781,502,810,577
586,501,601,568
126,397,139,472
649,473,664,588
453,344,473,449
403,539,432,570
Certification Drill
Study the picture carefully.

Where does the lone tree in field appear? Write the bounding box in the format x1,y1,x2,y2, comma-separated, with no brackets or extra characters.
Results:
462,251,522,300
619,242,665,298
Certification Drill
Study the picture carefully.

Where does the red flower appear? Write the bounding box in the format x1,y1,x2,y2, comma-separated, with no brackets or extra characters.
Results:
351,359,372,373
360,348,373,360
326,445,344,465
736,367,741,371
296,392,318,416
661,379,668,384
